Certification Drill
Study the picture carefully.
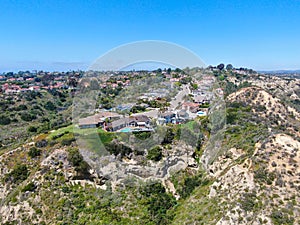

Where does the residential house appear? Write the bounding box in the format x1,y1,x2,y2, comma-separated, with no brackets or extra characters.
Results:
134,115,151,127
78,112,121,129
157,111,176,125
108,115,151,131
182,102,199,113
78,116,99,129
109,117,129,131
177,110,189,120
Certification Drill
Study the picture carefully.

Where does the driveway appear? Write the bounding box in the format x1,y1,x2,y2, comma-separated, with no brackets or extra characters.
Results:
170,84,190,110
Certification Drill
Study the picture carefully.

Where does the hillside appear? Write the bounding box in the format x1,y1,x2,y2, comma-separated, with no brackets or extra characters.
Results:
0,69,299,225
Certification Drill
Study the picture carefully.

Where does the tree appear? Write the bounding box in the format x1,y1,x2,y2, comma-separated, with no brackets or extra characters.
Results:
180,127,198,147
226,64,233,70
167,68,171,74
34,77,41,82
217,63,225,70
175,68,181,73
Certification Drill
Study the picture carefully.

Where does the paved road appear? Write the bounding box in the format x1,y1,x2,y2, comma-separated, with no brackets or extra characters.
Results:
170,84,190,110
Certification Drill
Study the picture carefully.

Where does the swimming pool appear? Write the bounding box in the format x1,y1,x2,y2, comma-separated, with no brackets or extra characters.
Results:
119,127,132,132
197,111,207,116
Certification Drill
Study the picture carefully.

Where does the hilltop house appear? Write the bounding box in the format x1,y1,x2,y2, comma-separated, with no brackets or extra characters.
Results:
107,115,151,131
78,112,121,129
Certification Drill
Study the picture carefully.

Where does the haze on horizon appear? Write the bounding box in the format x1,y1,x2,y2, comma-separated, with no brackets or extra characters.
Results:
0,0,300,72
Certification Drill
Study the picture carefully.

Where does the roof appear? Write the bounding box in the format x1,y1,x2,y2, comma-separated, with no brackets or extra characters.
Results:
159,111,175,117
182,102,199,108
95,111,120,118
111,117,129,128
109,115,150,129
177,110,188,117
78,116,98,126
78,112,121,126
194,95,206,103
133,115,150,123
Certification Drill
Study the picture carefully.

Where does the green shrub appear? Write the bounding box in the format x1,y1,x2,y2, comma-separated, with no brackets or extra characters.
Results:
105,142,133,157
67,148,90,178
61,138,75,146
61,186,70,193
240,192,258,212
270,210,294,225
44,101,56,111
133,131,151,140
52,132,65,140
0,115,11,125
254,168,276,185
28,126,37,132
15,104,28,111
172,172,209,199
28,147,41,158
141,181,177,224
35,139,48,148
179,176,203,199
22,182,36,192
162,128,175,145
49,140,58,147
130,105,146,113
147,146,163,161
6,164,29,184
20,112,36,121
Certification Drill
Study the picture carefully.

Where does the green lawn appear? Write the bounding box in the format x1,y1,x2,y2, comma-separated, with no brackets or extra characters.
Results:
182,121,197,131
47,125,110,139
47,124,115,154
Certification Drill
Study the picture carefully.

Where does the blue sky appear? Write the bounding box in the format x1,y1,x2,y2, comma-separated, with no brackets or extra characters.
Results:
1,0,300,72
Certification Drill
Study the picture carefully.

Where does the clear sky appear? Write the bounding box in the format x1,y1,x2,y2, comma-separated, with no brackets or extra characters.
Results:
1,0,300,72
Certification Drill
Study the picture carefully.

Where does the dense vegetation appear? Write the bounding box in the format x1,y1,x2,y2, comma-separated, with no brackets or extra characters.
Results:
0,89,73,147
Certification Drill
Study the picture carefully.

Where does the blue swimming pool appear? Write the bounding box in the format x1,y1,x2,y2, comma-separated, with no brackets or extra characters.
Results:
197,111,206,116
119,127,132,132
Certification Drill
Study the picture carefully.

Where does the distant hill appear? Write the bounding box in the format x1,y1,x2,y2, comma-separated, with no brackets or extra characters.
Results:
259,69,300,74
258,70,300,79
